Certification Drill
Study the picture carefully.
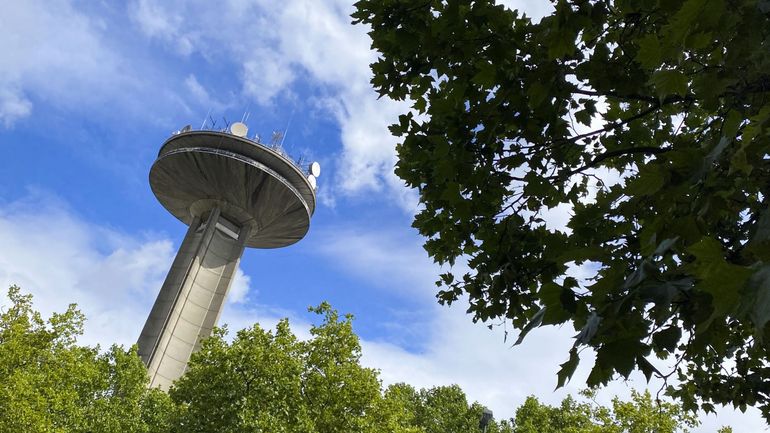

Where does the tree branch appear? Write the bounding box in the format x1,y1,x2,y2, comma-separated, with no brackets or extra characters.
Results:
557,146,669,180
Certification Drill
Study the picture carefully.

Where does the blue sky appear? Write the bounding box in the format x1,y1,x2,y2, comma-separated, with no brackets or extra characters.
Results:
0,0,765,430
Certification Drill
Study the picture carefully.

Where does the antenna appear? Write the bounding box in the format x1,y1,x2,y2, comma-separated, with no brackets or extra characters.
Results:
280,110,295,147
271,130,284,147
200,108,212,129
241,103,251,123
309,161,321,177
209,115,218,130
222,117,231,132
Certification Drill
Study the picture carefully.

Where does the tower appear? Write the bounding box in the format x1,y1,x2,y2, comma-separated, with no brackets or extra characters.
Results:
137,122,318,389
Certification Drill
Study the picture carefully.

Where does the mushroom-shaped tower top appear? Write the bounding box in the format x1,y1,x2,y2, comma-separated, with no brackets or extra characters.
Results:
149,130,316,248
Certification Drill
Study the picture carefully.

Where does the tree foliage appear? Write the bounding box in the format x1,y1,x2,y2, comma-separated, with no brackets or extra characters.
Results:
0,286,726,431
512,389,725,433
0,286,165,433
352,0,770,417
170,304,513,433
170,303,382,433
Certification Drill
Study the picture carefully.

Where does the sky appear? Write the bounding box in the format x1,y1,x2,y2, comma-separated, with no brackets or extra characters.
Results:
0,0,765,431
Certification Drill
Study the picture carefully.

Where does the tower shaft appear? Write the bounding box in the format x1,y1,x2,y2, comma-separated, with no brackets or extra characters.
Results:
137,208,247,389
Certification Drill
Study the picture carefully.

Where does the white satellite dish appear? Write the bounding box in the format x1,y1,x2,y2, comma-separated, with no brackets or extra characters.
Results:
230,122,248,137
307,174,317,190
309,161,321,177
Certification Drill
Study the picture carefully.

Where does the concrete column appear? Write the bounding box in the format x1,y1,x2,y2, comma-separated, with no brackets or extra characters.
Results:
137,208,247,389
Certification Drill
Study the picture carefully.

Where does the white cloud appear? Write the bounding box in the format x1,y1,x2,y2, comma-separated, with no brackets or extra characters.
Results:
128,0,194,55
314,227,439,301
0,191,172,347
242,56,296,105
227,268,252,305
0,87,32,127
184,74,211,105
183,74,232,115
127,0,415,211
0,0,138,126
0,191,256,347
498,0,554,20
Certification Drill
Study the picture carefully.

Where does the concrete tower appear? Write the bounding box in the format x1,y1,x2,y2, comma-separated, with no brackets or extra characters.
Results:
137,122,318,389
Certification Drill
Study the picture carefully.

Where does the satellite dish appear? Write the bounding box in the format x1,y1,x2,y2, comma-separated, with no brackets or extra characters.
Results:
307,174,317,190
180,124,192,133
309,161,321,177
230,122,248,137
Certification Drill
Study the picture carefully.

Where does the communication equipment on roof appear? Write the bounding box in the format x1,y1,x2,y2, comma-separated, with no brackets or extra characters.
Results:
310,161,321,177
180,125,192,133
307,174,317,190
230,122,248,137
271,130,284,146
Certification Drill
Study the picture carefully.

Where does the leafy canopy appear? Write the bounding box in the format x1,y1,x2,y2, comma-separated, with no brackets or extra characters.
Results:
0,286,167,433
512,389,727,433
171,303,514,433
352,0,770,418
0,286,723,432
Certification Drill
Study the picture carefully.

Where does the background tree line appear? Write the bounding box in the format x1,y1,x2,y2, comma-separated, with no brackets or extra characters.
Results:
0,286,726,432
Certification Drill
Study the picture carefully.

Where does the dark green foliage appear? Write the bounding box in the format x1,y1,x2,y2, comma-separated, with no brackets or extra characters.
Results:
352,0,770,418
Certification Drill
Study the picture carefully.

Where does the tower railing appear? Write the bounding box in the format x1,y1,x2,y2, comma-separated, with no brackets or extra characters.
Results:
172,125,311,176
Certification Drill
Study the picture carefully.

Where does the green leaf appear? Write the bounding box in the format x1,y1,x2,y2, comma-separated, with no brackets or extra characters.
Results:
527,82,549,108
471,62,497,88
540,282,572,325
636,34,662,69
636,356,660,382
653,326,682,353
514,307,545,345
653,237,679,257
555,348,579,389
625,164,665,197
575,312,601,345
741,266,770,343
687,237,753,323
729,145,752,176
649,70,688,100
706,136,731,166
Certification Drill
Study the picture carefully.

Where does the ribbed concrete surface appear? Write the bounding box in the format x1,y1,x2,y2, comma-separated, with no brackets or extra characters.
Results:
149,131,315,248
137,209,246,389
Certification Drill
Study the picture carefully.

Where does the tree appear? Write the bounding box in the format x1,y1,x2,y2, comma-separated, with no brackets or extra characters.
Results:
0,286,168,433
171,304,522,433
352,0,770,418
2,285,723,431
378,383,513,433
170,303,382,433
512,390,725,433
415,385,494,433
